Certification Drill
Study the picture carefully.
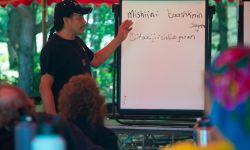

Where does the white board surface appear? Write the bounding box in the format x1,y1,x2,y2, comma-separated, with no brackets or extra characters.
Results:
120,0,206,111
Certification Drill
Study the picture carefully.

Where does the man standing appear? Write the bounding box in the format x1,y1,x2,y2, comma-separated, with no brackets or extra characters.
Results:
39,0,133,114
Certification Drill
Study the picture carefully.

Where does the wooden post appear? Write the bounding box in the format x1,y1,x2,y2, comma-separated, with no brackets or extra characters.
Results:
42,0,47,46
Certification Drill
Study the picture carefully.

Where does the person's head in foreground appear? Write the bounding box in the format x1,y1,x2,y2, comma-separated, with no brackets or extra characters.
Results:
0,83,33,128
160,47,250,150
207,46,250,150
58,74,106,127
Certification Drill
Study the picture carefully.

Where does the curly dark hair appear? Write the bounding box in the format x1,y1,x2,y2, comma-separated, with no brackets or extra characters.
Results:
58,74,106,127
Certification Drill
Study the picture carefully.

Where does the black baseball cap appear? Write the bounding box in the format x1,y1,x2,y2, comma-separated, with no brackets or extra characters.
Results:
54,0,92,21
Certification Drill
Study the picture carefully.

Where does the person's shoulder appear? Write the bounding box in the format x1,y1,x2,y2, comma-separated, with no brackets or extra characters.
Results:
75,36,89,48
42,34,62,50
96,125,118,140
33,112,56,122
41,40,56,54
94,125,119,150
33,113,70,126
59,117,105,150
33,113,104,150
33,113,72,131
75,36,83,42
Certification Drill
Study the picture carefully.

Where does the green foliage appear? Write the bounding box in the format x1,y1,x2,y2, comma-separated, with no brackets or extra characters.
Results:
0,8,8,41
32,51,41,97
209,0,238,60
0,1,239,103
0,73,18,85
80,4,115,103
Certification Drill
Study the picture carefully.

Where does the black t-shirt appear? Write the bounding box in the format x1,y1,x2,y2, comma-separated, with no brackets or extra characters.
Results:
40,34,94,109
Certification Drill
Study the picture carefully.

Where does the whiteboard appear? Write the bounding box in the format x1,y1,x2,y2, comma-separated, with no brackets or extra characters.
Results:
119,0,207,114
244,1,250,45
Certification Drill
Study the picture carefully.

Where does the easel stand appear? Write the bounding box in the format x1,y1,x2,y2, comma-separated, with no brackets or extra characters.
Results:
109,2,215,149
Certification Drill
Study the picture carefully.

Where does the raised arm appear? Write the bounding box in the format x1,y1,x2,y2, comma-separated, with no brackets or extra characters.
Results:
91,19,133,67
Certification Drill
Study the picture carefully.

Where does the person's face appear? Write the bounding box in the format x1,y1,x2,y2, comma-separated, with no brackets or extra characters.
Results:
65,13,87,35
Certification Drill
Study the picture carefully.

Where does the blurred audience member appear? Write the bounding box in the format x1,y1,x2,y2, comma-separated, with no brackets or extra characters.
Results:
207,46,250,150
0,83,103,150
59,74,118,150
0,83,32,150
161,47,250,150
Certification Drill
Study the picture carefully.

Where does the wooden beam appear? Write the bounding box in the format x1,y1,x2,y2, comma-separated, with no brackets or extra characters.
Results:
42,0,47,46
